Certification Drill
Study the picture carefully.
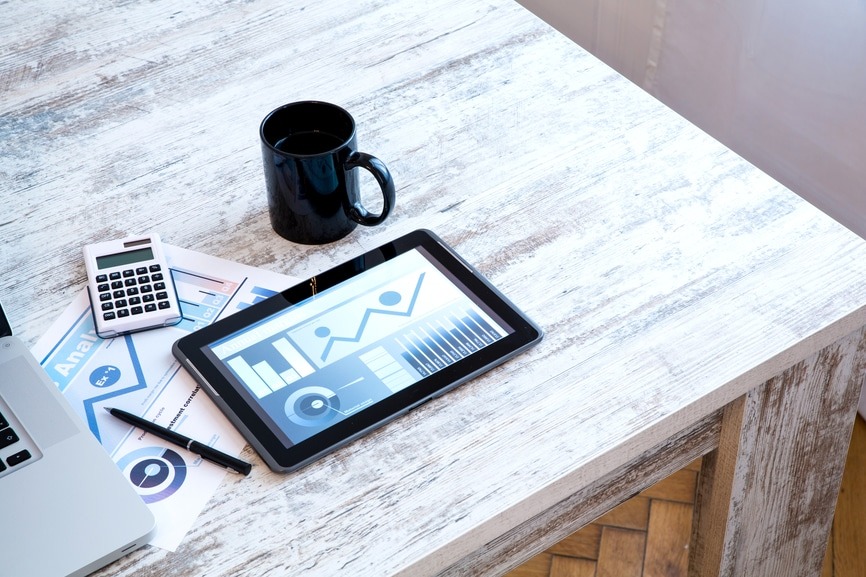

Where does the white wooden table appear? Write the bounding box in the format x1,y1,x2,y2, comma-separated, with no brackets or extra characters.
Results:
3,0,866,575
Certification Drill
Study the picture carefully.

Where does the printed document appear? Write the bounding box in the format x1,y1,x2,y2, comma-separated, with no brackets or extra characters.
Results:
32,245,297,551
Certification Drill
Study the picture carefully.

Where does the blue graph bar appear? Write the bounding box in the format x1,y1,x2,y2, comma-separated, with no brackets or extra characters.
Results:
409,333,445,369
400,349,430,377
448,323,476,352
451,314,485,349
424,325,461,361
420,328,455,365
433,323,468,357
462,313,492,345
468,309,502,342
400,337,436,373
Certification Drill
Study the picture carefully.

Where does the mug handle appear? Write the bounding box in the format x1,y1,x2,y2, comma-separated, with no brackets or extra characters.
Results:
345,152,395,226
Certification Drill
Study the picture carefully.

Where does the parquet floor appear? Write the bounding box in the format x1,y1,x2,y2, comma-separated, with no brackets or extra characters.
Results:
507,415,866,577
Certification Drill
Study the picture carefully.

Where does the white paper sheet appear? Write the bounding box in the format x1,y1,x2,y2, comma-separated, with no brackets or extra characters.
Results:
31,245,298,551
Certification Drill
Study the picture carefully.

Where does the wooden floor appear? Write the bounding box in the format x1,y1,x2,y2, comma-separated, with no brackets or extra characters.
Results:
507,415,866,577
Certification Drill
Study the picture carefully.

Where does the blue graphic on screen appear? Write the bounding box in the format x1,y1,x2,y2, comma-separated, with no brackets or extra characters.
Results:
317,273,425,362
208,249,508,445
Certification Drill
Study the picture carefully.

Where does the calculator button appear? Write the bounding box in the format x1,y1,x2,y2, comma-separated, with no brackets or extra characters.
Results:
0,411,7,429
156,292,168,300
0,460,5,472
96,274,108,283
0,427,20,449
99,292,112,302
145,303,157,313
127,287,139,296
158,301,172,310
124,278,137,287
115,299,127,308
101,302,114,311
140,284,152,293
136,267,148,275
7,450,32,467
111,280,124,289
117,309,130,318
149,264,162,272
138,275,150,284
154,282,166,291
103,311,116,320
122,269,134,278
131,306,143,315
151,273,164,281
109,272,121,280
129,296,142,305
142,294,154,303
113,290,126,299
97,283,110,293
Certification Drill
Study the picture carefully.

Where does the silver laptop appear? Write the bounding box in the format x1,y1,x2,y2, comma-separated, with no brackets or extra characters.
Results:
0,301,155,577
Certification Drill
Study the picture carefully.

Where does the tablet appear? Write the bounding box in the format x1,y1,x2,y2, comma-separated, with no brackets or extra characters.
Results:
172,229,542,472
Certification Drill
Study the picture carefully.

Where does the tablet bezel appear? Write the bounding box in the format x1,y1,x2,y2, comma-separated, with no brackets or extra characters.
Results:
172,229,542,472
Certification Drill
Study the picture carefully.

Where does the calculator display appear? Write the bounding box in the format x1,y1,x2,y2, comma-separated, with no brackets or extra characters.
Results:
96,247,155,270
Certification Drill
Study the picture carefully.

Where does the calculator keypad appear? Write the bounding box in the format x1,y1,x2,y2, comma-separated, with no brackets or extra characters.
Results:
95,264,172,322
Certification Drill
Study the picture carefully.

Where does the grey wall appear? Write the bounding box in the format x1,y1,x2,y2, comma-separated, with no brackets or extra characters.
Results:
518,0,866,240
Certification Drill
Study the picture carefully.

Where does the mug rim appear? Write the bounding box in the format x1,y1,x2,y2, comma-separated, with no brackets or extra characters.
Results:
259,100,356,157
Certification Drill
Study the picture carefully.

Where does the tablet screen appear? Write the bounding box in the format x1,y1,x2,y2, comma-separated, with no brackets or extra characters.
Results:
173,230,542,471
203,246,510,447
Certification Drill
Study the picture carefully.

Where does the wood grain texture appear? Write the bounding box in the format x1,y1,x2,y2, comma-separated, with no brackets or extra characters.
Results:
831,417,866,577
4,0,866,575
551,557,598,577
644,501,691,577
512,554,556,577
549,524,602,559
510,421,864,577
430,410,722,576
595,497,650,531
688,397,746,575
690,328,866,577
596,527,645,577
640,468,697,503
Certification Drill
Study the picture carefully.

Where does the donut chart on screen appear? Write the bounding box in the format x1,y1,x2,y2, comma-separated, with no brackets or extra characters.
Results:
285,386,341,427
117,446,188,503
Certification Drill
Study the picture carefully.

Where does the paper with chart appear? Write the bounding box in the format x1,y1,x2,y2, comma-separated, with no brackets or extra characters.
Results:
31,245,297,551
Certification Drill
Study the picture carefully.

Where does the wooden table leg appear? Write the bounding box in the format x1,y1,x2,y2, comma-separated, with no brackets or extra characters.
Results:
690,327,866,577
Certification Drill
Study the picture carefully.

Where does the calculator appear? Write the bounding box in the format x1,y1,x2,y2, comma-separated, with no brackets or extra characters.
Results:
83,233,182,338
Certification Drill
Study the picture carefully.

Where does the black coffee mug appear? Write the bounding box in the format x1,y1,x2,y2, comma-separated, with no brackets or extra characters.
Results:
260,101,395,244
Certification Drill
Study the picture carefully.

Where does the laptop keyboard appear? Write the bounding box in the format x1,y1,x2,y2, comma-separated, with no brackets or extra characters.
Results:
0,408,34,476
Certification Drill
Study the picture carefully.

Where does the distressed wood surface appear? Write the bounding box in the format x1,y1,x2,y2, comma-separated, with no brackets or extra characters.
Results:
690,327,866,577
434,410,723,575
3,0,866,575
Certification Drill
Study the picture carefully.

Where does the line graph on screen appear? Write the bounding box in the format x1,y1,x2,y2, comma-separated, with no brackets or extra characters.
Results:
315,272,425,362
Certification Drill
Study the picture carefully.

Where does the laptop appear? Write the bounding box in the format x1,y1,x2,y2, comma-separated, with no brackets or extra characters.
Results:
0,300,155,577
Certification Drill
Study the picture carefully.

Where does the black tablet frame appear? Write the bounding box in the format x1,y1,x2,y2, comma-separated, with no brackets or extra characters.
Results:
172,229,542,472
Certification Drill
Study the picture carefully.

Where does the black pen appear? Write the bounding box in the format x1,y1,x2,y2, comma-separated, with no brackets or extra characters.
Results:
104,407,252,476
